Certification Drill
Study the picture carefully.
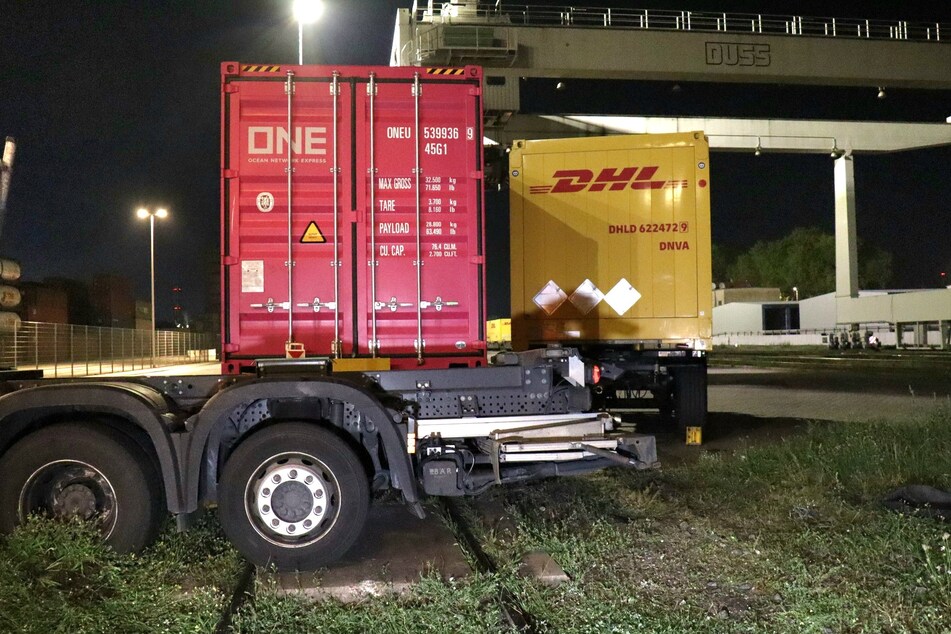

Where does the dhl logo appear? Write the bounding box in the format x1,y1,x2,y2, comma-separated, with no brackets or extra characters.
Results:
529,167,689,194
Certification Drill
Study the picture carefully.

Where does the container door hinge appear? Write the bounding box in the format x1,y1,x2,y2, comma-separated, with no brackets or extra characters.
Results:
224,343,240,352
470,170,483,180
469,86,482,96
223,256,238,266
223,169,239,179
223,84,239,94
469,256,485,265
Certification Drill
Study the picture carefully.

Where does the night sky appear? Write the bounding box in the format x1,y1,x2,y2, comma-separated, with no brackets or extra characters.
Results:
2,1,949,324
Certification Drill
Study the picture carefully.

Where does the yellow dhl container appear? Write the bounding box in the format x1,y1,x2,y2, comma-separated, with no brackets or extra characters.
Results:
486,318,512,348
509,133,712,350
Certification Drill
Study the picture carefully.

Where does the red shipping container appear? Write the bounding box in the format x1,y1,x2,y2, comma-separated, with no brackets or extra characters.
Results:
220,63,486,371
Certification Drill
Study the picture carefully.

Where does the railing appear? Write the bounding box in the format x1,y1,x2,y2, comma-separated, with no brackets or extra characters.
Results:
412,2,947,43
0,321,218,378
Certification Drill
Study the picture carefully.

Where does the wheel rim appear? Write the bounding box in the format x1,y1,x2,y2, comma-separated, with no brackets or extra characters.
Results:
18,460,118,537
244,452,340,548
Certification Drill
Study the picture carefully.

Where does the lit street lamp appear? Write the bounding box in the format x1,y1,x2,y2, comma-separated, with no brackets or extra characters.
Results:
136,207,168,366
293,0,324,65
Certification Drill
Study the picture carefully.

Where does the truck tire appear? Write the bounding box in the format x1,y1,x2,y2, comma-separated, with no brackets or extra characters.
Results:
0,422,165,553
218,423,370,570
672,365,707,434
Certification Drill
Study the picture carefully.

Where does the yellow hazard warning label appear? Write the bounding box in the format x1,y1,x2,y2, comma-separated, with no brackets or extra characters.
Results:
300,221,326,243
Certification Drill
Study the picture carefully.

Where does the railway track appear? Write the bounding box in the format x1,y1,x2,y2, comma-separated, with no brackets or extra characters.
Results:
440,498,539,633
212,497,542,632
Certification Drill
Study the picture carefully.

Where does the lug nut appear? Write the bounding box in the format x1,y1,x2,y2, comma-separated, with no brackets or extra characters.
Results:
289,469,298,479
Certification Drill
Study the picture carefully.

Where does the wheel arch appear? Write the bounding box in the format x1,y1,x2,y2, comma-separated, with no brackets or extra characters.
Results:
0,382,182,511
184,376,418,514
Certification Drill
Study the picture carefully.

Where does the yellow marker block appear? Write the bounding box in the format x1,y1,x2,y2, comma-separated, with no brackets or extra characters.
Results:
685,426,703,445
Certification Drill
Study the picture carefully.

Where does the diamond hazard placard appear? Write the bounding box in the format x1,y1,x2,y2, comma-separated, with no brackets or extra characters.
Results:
603,278,641,315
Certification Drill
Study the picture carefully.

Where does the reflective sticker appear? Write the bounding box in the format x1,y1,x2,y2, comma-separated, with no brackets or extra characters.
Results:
603,278,641,315
241,260,264,293
533,280,567,315
256,192,275,212
569,278,603,315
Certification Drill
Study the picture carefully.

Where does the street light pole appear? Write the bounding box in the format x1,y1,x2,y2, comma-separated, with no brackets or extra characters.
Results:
149,212,155,366
293,0,324,64
137,207,167,367
298,21,304,65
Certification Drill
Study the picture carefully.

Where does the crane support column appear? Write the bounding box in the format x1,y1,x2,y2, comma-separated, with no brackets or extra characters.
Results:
834,155,858,299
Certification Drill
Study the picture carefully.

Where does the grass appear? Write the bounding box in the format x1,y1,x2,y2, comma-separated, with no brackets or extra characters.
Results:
1,410,949,632
473,407,951,633
231,573,505,633
0,511,241,634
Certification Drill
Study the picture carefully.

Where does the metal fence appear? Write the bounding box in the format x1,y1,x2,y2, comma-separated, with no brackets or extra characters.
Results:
0,321,218,378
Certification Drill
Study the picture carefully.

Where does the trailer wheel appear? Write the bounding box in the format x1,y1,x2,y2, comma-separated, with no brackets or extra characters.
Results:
0,422,165,553
672,365,708,435
218,423,370,570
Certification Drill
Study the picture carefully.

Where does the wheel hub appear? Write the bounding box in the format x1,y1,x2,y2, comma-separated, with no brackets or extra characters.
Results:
19,460,117,537
251,459,331,540
53,483,98,520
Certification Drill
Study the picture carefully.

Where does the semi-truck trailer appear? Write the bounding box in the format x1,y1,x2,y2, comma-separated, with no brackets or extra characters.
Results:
509,134,712,438
0,64,665,571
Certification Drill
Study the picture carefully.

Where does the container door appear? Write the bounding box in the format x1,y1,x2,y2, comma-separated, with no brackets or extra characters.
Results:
225,74,353,359
355,74,482,361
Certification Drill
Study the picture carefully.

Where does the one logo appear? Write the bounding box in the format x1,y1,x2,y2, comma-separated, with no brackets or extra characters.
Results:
705,42,771,67
529,167,688,194
247,126,328,155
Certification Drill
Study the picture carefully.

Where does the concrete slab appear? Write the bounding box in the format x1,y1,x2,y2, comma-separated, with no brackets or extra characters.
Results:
261,503,471,603
518,550,569,587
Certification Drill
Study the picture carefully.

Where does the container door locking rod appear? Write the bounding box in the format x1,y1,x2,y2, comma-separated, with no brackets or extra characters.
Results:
331,71,341,357
284,70,296,350
413,72,424,365
368,73,378,356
